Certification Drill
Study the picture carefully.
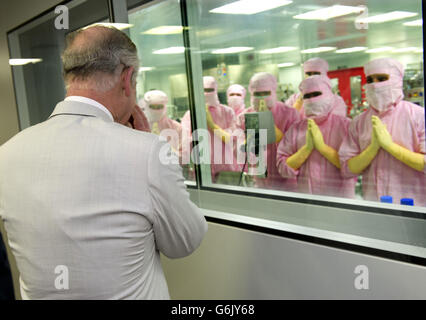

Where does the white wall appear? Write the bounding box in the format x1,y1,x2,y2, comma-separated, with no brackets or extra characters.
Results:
162,221,426,299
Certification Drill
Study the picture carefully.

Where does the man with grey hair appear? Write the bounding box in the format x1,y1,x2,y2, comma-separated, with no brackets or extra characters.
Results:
0,26,207,299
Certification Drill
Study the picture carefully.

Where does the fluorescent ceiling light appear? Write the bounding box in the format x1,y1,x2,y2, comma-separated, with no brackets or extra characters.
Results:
84,23,133,30
259,46,297,54
335,46,367,53
139,67,155,72
277,62,295,68
403,19,423,27
211,47,253,54
201,29,263,45
356,11,418,24
210,0,292,15
293,5,364,21
9,58,42,66
391,47,419,53
301,47,336,54
365,47,393,53
142,26,184,35
414,48,423,53
153,47,185,54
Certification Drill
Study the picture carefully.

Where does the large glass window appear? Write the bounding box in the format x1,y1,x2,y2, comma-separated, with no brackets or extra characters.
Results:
184,0,425,210
127,0,196,182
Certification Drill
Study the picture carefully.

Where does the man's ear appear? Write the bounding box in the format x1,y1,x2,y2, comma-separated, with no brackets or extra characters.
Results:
122,66,134,97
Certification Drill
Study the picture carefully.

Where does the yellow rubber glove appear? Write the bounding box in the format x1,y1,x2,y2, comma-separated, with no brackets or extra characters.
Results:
205,105,216,130
372,115,425,172
308,119,341,169
293,95,303,112
348,117,381,174
371,116,393,149
258,99,268,112
206,105,231,144
151,122,160,135
213,125,231,144
286,127,314,170
274,125,284,143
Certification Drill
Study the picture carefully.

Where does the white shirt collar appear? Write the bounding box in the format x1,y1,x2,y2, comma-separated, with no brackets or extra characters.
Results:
64,96,114,121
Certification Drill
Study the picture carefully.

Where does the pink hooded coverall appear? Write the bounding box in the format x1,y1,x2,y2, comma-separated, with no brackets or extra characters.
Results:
286,57,347,117
143,90,183,154
339,58,426,206
181,76,242,181
226,84,247,117
277,75,355,198
237,72,301,191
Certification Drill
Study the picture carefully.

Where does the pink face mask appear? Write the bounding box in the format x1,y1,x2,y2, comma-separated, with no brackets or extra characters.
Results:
365,81,402,113
205,92,220,107
303,94,333,118
147,105,166,122
228,96,244,110
363,58,405,114
299,75,334,118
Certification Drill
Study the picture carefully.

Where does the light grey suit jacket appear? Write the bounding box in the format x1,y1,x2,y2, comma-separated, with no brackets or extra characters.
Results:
0,100,207,299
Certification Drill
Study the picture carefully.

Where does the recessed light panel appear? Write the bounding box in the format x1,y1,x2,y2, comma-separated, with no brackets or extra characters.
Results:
142,26,184,35
259,47,297,54
9,58,42,66
336,47,367,53
210,0,292,15
294,5,364,21
211,47,253,54
153,47,185,54
356,11,418,24
300,47,336,54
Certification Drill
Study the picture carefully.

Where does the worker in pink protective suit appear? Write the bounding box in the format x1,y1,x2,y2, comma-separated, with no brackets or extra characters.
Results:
339,58,425,206
143,90,182,155
227,84,247,117
286,58,347,117
181,76,243,182
277,75,355,198
237,72,301,191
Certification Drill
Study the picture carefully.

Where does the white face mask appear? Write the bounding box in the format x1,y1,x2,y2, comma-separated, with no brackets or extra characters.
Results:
204,92,220,107
365,83,401,113
147,105,166,122
228,96,244,110
304,96,333,118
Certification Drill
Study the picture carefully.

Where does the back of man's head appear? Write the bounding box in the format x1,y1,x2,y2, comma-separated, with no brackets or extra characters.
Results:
61,26,139,93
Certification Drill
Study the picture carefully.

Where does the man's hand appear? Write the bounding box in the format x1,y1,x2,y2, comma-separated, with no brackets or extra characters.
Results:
129,105,150,132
